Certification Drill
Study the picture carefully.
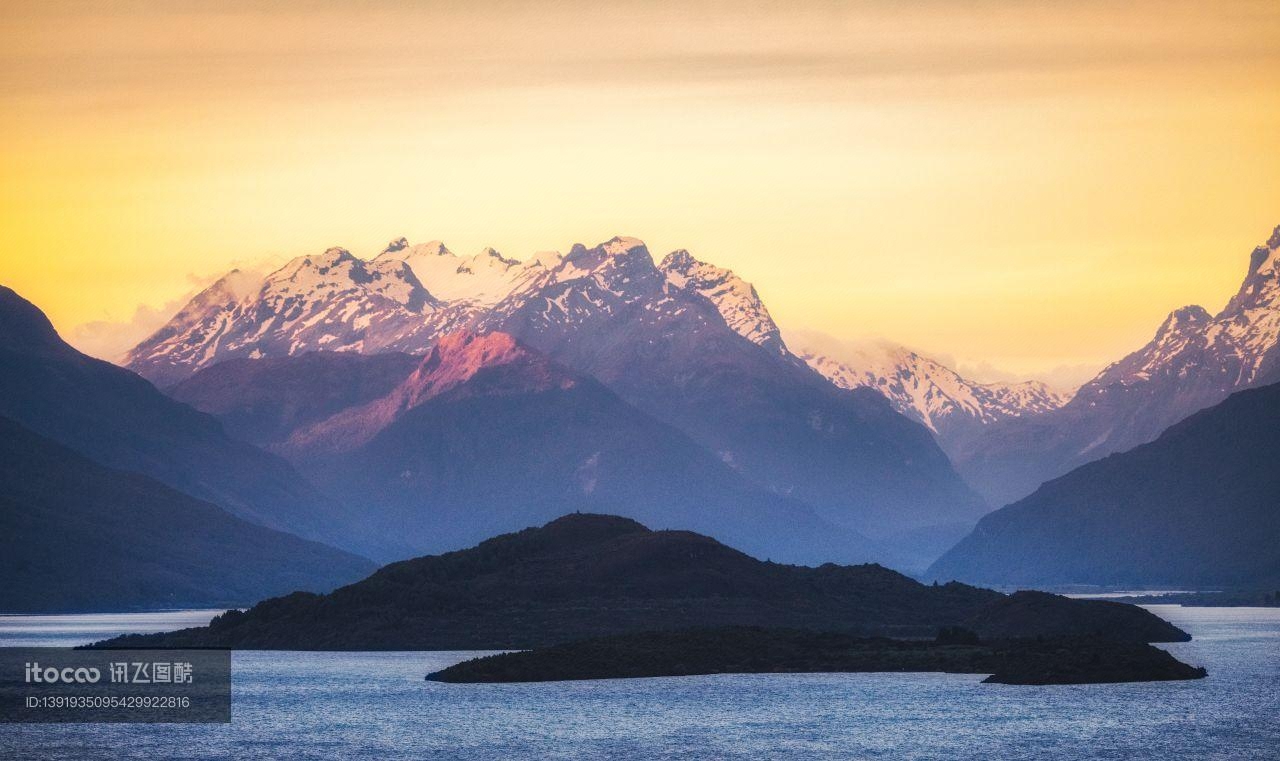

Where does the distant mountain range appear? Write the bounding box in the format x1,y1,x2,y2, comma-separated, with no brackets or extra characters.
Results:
791,335,1070,439
928,381,1280,587
126,248,462,388
117,223,1280,577
953,225,1280,506
125,235,1069,455
10,218,1263,595
131,236,990,569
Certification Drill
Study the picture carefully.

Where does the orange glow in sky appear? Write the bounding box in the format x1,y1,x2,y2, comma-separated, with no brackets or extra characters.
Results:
1,0,1277,380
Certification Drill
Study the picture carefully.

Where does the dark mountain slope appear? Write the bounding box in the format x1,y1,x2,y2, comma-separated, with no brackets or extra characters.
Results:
117,236,989,566
929,382,1280,587
167,351,421,447
0,285,348,542
0,416,373,612
483,238,988,542
278,332,878,565
97,514,1188,650
954,225,1280,506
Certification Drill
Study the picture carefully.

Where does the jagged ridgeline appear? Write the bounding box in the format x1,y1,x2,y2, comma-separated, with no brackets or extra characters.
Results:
127,236,990,569
952,225,1280,506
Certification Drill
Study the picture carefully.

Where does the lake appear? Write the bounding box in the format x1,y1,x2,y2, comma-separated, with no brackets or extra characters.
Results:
2,606,1277,759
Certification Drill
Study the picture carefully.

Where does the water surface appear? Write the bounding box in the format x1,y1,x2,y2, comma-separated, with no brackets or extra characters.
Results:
0,610,225,648
1,606,1276,759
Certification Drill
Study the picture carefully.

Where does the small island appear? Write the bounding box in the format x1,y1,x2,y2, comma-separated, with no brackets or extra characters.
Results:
426,626,1208,686
90,514,1193,651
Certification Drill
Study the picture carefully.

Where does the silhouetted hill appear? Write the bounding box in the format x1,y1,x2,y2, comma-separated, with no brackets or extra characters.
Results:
0,416,374,612
96,514,1188,650
929,382,1280,587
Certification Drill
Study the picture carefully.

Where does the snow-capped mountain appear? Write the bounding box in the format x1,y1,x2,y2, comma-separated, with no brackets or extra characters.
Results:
468,237,987,546
377,238,555,307
956,223,1280,506
126,237,830,390
126,247,467,387
659,250,788,355
792,339,1068,437
124,234,990,567
127,236,643,387
1082,225,1280,396
477,236,701,339
652,251,1065,438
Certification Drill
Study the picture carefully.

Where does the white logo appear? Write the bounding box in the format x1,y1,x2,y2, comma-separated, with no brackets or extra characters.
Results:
23,662,101,684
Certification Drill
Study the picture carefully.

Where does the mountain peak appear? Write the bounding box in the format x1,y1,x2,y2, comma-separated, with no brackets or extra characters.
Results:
660,248,697,272
376,240,531,305
1157,305,1212,336
602,236,646,256
658,248,787,355
428,330,524,370
477,246,518,265
533,513,653,546
528,250,563,269
1246,224,1280,275
273,247,356,280
126,243,447,384
563,236,649,261
420,240,453,257
554,237,658,286
411,330,575,399
0,285,71,357
1219,224,1280,321
380,240,453,260
795,336,1069,435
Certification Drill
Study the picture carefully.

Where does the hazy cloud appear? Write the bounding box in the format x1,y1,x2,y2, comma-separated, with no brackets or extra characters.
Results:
67,297,191,363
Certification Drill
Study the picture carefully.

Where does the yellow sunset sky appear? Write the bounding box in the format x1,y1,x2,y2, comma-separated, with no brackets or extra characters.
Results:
1,0,1277,383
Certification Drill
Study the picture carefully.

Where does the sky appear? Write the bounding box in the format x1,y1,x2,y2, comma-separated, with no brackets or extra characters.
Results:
1,0,1277,383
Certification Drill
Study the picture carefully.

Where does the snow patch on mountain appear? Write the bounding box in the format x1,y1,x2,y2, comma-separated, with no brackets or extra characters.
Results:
1081,224,1280,395
951,223,1280,508
473,236,698,340
790,335,1069,434
125,247,462,386
659,249,788,355
377,239,541,307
